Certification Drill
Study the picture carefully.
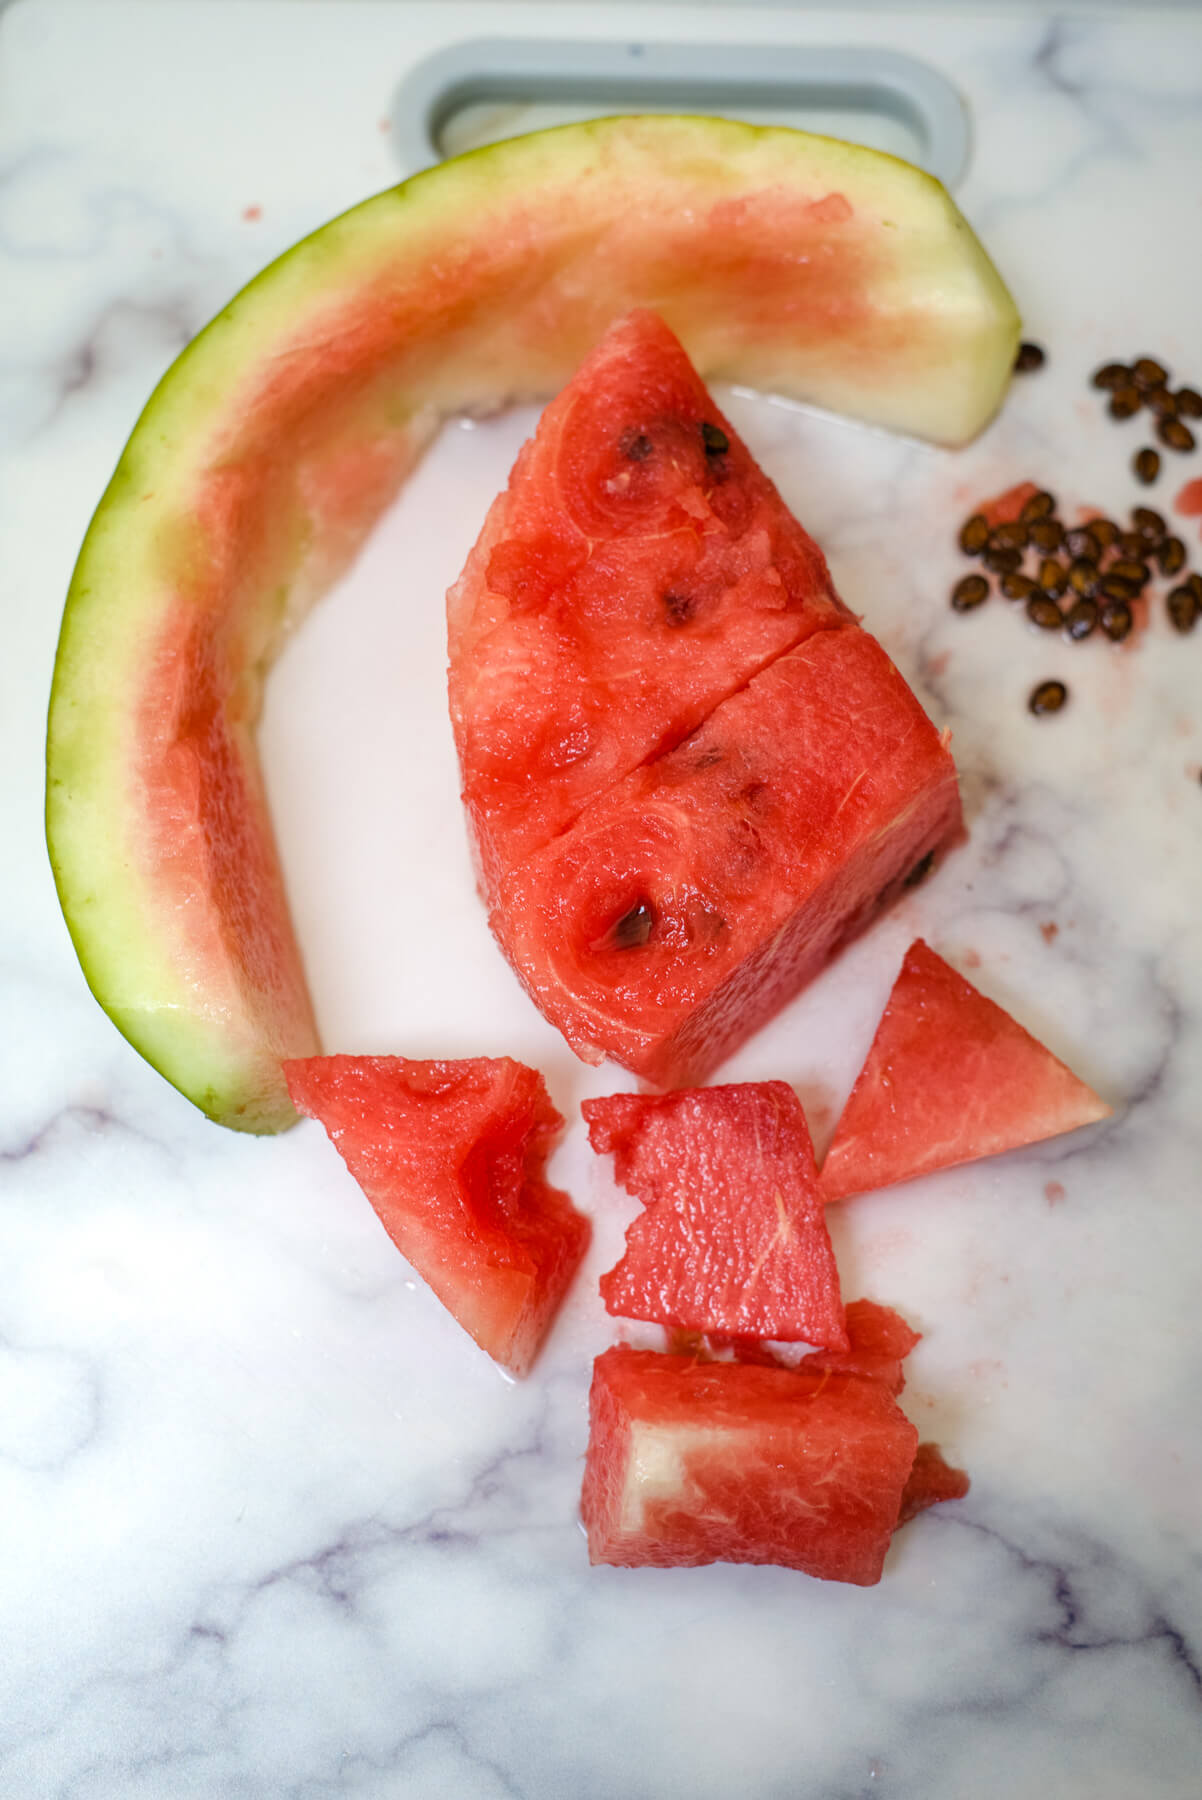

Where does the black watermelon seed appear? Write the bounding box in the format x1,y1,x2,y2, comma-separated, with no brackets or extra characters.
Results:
1015,341,1046,372
609,899,656,949
985,545,1023,576
1132,506,1167,543
903,850,936,887
1177,386,1202,419
959,513,990,556
1067,558,1100,597
1158,417,1196,453
1109,386,1142,420
1146,386,1178,418
1134,447,1161,485
1064,526,1101,560
990,520,1029,552
1100,573,1139,603
1187,573,1202,603
1092,363,1130,390
1064,599,1098,641
662,590,696,626
701,421,729,456
1168,585,1200,633
620,429,653,461
1100,599,1134,641
952,573,990,611
1110,558,1150,587
1118,529,1147,558
1020,489,1056,521
1028,595,1065,630
1030,679,1068,715
1132,357,1169,390
1028,517,1065,552
1001,571,1037,601
1090,518,1120,549
1039,557,1068,597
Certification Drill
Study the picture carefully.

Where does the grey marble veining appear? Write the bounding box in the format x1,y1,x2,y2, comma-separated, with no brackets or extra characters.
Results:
3,3,1202,1796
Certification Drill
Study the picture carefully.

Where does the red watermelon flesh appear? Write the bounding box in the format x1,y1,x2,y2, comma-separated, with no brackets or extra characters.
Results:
583,1083,847,1348
448,311,849,894
801,1296,921,1394
282,1056,589,1375
897,1441,971,1525
493,628,961,1088
580,1345,919,1582
819,938,1112,1203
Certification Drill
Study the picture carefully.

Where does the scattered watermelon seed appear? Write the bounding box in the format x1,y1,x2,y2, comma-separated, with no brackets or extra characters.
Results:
1146,386,1178,418
1028,517,1064,552
1109,386,1142,420
951,573,989,611
1158,417,1196,453
1092,362,1130,390
1132,357,1168,390
1132,506,1167,544
1100,573,1137,604
1178,387,1202,419
1158,537,1186,577
1027,595,1064,630
1111,557,1150,586
1167,585,1199,633
990,520,1028,552
1029,679,1068,715
1090,518,1120,549
1020,489,1056,521
1064,526,1100,560
1067,558,1099,597
1134,447,1161,484
1014,341,1046,372
958,513,990,555
701,422,729,456
985,545,1022,575
1039,557,1068,597
1064,599,1098,641
1001,571,1036,601
1101,598,1134,641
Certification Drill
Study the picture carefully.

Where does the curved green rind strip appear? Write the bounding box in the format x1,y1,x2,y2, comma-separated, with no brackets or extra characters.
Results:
46,116,1020,1134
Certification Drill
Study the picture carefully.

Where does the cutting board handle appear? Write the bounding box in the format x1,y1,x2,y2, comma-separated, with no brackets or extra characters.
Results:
390,37,970,188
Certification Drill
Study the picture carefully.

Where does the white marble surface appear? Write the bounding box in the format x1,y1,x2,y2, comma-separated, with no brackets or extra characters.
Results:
4,3,1202,1795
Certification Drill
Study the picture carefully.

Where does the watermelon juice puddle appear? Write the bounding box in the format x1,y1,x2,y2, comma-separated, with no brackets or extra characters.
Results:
256,387,927,1082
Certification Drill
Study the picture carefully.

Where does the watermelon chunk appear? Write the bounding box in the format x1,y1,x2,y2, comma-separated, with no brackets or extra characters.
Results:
800,1296,922,1394
448,311,849,893
819,939,1112,1202
581,1345,919,1583
494,629,961,1088
583,1083,847,1348
282,1056,589,1375
47,116,1017,1131
897,1442,972,1526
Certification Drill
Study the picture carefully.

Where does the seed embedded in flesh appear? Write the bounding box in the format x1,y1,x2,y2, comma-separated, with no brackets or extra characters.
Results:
903,850,936,887
1030,679,1068,715
1177,386,1202,419
1028,595,1064,630
608,899,656,949
1029,517,1065,552
1092,363,1130,390
1090,518,1120,550
701,421,729,456
1001,571,1037,601
1132,357,1169,390
1134,447,1161,484
1039,557,1068,597
620,429,653,461
1168,585,1200,632
1100,599,1134,641
951,573,990,611
985,545,1023,576
1020,489,1056,520
662,590,696,625
1109,386,1142,420
1158,417,1196,453
1156,537,1187,577
1132,506,1167,544
1015,341,1046,372
959,513,990,555
1068,558,1100,597
1064,599,1098,640
1064,526,1101,560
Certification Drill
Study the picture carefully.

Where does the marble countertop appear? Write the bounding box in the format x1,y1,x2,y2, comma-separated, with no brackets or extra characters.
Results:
3,3,1202,1795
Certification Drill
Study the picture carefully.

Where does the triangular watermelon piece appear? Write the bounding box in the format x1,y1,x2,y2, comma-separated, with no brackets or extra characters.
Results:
800,1297,921,1395
448,309,850,895
584,1083,848,1349
819,939,1111,1202
283,1056,589,1375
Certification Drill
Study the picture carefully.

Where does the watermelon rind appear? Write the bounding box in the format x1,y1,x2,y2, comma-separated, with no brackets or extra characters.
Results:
46,115,1020,1131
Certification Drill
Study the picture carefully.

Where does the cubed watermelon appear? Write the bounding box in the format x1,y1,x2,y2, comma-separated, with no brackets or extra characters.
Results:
581,1345,919,1583
282,1056,589,1375
494,629,961,1088
583,1082,847,1348
819,938,1112,1202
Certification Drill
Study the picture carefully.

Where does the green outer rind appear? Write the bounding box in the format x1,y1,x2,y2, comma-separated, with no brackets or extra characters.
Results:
45,115,1021,1134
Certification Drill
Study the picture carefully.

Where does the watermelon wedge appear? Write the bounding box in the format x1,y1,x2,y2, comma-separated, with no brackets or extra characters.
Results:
583,1083,847,1348
819,939,1112,1202
448,311,850,892
580,1345,920,1582
46,116,1018,1131
493,628,961,1088
282,1056,589,1375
